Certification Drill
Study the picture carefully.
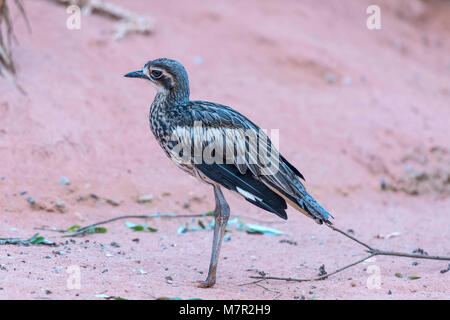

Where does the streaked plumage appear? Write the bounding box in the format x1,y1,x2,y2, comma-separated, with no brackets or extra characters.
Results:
125,58,333,287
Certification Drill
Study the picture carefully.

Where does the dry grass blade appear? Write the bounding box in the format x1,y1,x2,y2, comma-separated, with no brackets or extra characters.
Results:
0,0,29,93
13,0,31,32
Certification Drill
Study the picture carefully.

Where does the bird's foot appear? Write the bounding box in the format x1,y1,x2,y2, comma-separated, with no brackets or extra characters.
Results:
196,278,216,288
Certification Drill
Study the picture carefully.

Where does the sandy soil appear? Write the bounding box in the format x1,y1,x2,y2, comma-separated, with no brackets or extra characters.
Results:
0,0,449,300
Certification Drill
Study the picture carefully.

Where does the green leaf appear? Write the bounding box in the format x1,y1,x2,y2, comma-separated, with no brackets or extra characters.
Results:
29,234,54,245
203,211,214,217
246,230,263,235
86,226,107,234
126,221,156,232
28,233,40,243
245,224,284,236
395,273,403,278
67,225,81,232
407,276,421,280
41,238,55,245
95,227,107,233
198,220,206,229
31,236,45,245
177,222,189,234
125,221,143,231
125,221,137,228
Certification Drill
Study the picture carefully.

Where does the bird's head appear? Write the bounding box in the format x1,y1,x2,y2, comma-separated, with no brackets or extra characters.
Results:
124,58,190,101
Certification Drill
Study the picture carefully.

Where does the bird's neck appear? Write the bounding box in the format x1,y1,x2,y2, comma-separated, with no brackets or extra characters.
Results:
153,80,190,106
151,90,188,114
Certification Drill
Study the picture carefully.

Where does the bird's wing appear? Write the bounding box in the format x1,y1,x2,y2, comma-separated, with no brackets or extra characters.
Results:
195,162,288,219
168,101,332,223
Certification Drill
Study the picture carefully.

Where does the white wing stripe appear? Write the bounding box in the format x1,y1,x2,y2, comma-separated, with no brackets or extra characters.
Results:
236,187,262,202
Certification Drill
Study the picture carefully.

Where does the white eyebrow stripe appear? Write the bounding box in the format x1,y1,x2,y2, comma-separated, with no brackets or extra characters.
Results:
142,67,150,78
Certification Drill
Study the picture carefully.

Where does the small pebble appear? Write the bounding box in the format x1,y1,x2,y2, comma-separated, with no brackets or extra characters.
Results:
110,242,120,248
279,239,297,245
60,177,70,185
139,269,147,275
26,197,35,205
342,76,352,86
137,194,153,204
325,72,335,84
106,199,120,207
440,264,450,274
380,178,387,190
56,199,66,211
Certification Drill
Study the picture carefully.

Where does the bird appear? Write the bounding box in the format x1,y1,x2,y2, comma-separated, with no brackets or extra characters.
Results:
125,58,333,288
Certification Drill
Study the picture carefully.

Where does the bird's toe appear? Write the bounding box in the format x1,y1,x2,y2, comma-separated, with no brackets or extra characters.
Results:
196,279,216,288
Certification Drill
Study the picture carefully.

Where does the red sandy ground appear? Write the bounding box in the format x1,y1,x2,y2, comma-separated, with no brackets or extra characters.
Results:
0,0,449,300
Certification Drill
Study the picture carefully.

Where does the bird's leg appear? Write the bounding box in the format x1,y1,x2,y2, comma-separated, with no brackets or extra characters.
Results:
197,185,230,288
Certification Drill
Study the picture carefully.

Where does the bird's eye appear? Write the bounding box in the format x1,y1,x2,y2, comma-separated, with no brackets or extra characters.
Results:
151,70,163,79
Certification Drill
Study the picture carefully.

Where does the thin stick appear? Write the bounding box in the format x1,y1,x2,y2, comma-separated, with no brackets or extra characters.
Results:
370,249,450,261
238,279,263,286
325,224,450,260
56,212,210,237
250,254,375,283
250,223,450,283
38,211,259,238
255,283,280,294
326,223,373,251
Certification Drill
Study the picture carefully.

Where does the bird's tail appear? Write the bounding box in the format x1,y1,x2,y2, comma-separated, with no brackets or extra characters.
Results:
265,183,333,224
297,194,334,225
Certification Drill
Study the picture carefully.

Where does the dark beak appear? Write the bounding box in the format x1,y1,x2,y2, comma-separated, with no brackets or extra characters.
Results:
124,70,149,79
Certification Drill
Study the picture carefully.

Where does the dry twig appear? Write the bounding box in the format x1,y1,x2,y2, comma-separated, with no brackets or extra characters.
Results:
49,0,154,39
37,211,272,238
35,212,213,237
249,223,450,283
0,0,29,93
